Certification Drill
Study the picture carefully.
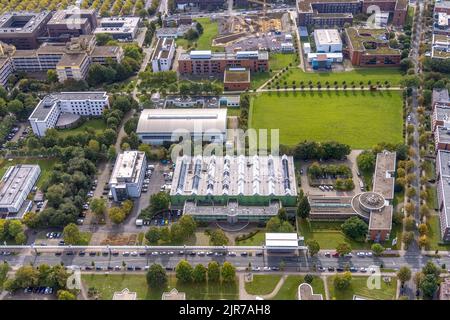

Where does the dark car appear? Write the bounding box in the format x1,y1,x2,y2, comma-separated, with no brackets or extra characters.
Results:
111,251,119,256
139,252,146,256
85,266,93,271
350,267,358,272
55,252,62,256
165,267,174,271
255,252,263,257
134,266,142,271
271,267,280,271
95,266,103,271
78,251,86,256
127,266,134,271
178,251,184,255
102,252,109,256
89,252,96,256
107,266,114,271
327,267,335,272
66,251,74,256
336,267,344,272
189,252,196,256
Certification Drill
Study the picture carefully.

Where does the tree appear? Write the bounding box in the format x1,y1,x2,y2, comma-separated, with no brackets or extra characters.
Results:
402,231,415,248
420,274,439,299
371,243,385,256
7,99,23,114
304,274,314,284
341,217,368,241
422,261,440,278
62,223,82,245
265,216,294,233
176,260,193,282
297,194,311,219
145,227,161,244
221,262,236,282
418,235,429,249
90,198,106,217
401,75,420,88
14,265,39,288
336,243,352,256
57,290,76,300
150,192,170,213
15,232,26,245
107,145,117,160
108,207,126,224
357,150,375,173
146,264,167,287
306,239,320,257
397,266,412,285
47,69,58,83
207,261,221,282
193,264,207,283
333,272,352,290
277,207,287,221
209,229,229,246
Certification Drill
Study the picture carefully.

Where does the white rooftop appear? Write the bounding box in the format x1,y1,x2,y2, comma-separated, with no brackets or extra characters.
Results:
314,29,342,46
265,233,299,248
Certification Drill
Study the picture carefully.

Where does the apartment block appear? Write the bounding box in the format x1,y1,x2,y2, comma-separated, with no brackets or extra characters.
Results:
151,37,176,72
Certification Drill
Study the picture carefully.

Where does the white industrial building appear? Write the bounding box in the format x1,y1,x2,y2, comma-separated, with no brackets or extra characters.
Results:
94,17,140,40
28,92,109,137
136,108,227,145
313,29,342,53
109,151,147,202
0,164,40,219
151,37,176,72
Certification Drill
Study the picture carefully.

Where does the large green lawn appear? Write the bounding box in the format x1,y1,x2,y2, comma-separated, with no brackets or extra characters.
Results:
298,220,402,250
57,119,107,138
0,157,58,188
272,275,325,300
269,53,298,71
273,68,403,88
245,275,282,295
250,72,272,90
250,91,403,148
327,275,397,300
235,231,265,246
176,17,222,51
82,274,238,300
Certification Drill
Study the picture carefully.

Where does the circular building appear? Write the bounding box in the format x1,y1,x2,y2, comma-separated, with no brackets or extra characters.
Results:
351,191,386,220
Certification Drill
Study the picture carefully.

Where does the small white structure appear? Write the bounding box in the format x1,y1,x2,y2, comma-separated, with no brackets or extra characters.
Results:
28,92,109,137
303,43,311,54
162,288,186,300
94,17,140,40
109,151,147,202
151,37,176,72
112,288,137,300
265,233,299,251
0,164,40,219
307,52,343,63
313,29,342,53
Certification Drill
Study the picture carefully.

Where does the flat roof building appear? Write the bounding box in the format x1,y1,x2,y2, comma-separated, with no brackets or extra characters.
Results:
0,11,52,49
223,67,251,91
28,92,109,137
435,150,450,242
170,155,298,223
137,108,227,145
344,27,402,67
151,37,176,72
313,29,342,53
94,17,140,41
178,50,269,75
0,164,40,219
435,125,450,152
109,151,147,202
46,8,98,40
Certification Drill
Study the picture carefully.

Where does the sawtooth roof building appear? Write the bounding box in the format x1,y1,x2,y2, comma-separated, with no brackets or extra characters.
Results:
170,155,298,223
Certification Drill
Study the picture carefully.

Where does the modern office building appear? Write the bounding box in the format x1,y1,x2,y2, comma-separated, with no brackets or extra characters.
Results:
178,50,269,75
170,155,298,223
433,88,450,108
56,51,91,82
137,108,227,145
151,37,176,72
163,14,193,27
296,0,407,27
28,92,109,137
109,151,147,202
436,150,450,242
94,17,140,41
344,27,401,67
0,164,40,219
0,11,52,49
308,151,396,242
314,29,342,52
46,8,98,40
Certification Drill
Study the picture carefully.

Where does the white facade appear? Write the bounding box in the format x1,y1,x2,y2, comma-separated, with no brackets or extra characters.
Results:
94,17,140,40
29,92,109,137
109,151,147,202
0,165,40,217
313,29,342,53
151,37,176,72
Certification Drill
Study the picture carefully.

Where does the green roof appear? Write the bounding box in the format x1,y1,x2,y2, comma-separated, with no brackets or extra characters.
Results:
346,27,400,55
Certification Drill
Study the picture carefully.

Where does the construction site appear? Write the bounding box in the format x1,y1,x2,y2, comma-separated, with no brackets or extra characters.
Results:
213,8,295,53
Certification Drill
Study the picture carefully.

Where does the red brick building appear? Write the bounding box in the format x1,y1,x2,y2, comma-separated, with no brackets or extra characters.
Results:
344,27,402,67
178,50,269,75
223,68,250,91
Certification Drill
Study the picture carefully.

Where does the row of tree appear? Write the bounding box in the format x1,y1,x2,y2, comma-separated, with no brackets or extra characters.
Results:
146,260,236,288
145,215,197,244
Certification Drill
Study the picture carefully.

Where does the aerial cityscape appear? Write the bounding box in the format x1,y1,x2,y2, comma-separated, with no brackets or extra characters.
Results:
0,0,448,304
